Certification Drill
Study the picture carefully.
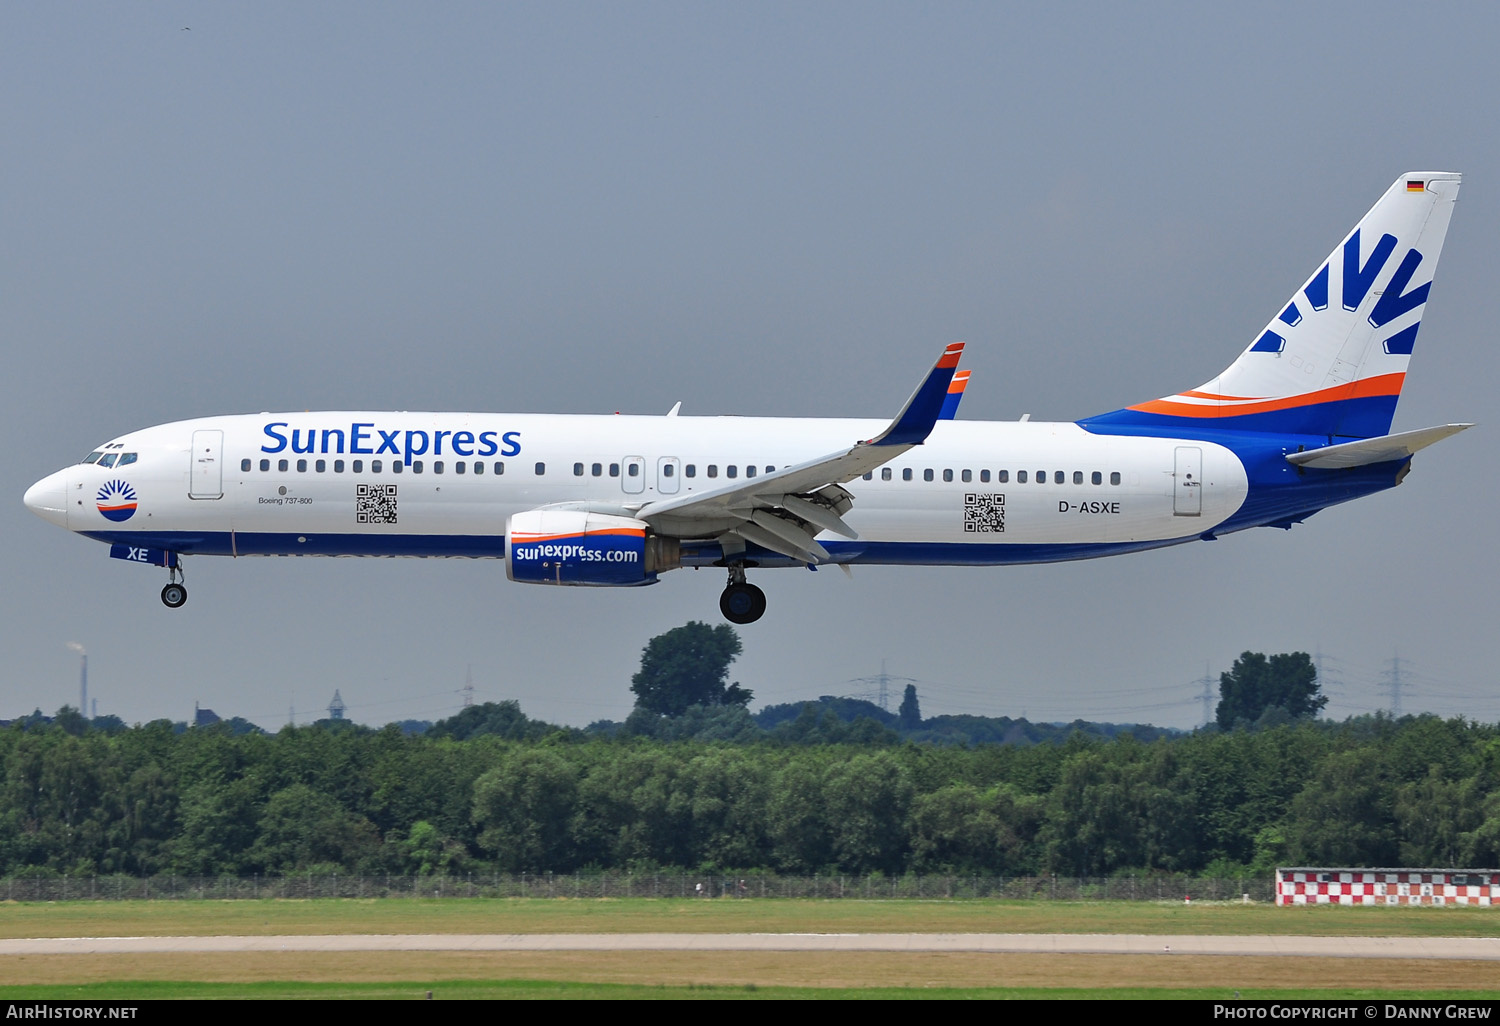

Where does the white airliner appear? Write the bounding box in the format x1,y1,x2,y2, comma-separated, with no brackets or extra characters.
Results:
25,173,1470,624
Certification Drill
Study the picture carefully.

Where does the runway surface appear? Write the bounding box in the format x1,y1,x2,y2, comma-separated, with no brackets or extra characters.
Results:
2,934,1496,959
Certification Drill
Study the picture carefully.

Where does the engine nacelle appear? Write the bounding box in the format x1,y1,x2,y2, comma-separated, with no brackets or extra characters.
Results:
505,510,679,586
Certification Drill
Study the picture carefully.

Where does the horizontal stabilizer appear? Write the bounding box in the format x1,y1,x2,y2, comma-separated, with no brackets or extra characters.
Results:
1285,423,1471,469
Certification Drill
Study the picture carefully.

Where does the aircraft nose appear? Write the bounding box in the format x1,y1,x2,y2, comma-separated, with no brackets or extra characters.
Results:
24,469,69,529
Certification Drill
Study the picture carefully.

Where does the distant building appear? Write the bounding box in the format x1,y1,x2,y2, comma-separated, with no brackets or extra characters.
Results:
328,690,346,721
193,703,220,727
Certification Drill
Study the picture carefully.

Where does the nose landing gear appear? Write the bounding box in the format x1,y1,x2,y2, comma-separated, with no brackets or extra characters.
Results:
719,566,766,624
160,565,187,609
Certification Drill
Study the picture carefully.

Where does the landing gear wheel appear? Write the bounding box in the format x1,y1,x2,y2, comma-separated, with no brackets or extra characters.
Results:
720,582,766,624
161,583,188,609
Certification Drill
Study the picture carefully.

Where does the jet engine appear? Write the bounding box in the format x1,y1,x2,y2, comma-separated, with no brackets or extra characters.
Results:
505,509,679,586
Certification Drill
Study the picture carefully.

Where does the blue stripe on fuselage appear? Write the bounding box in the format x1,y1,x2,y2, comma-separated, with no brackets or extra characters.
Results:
83,529,1205,566
1078,394,1400,439
80,531,507,558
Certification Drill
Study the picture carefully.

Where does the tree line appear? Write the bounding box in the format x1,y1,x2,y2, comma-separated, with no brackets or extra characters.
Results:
3,707,1497,879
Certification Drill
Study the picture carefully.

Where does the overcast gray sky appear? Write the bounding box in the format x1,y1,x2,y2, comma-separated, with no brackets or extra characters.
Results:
5,2,1495,730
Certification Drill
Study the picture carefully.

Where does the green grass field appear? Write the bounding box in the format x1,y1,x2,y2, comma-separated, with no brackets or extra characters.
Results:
5,980,1500,1001
2,899,1497,999
2,896,1498,939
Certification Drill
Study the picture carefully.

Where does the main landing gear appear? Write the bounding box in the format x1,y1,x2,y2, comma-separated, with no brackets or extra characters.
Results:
719,566,766,625
160,565,187,609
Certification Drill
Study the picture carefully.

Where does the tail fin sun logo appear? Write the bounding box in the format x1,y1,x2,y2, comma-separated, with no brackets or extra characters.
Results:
96,479,138,522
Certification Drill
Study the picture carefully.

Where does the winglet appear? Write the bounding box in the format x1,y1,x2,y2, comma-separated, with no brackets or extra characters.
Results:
866,342,965,446
939,369,971,420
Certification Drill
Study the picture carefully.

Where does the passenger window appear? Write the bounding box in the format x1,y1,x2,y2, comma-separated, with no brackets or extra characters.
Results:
535,462,545,475
335,460,345,473
882,468,892,481
315,459,326,473
1054,471,1064,484
663,464,675,478
1017,471,1027,483
260,459,270,472
902,468,913,481
923,469,934,482
943,469,954,482
766,465,775,474
685,464,696,478
727,466,738,479
608,463,618,477
1073,471,1083,484
627,463,638,477
297,459,307,472
592,463,603,477
862,472,872,481
412,461,423,474
278,459,289,472
241,458,252,472
433,461,444,474
454,461,464,475
372,460,382,473
1110,472,1121,485
1092,471,1102,485
707,465,718,478
981,469,991,483
473,461,482,475
353,460,363,473
392,461,403,474
1036,471,1046,483
573,463,584,477
962,469,972,483
118,453,137,466
494,462,506,475
98,454,118,468
745,466,755,478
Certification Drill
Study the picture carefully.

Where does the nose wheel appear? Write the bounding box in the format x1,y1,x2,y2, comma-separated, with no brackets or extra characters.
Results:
719,567,766,624
160,566,187,609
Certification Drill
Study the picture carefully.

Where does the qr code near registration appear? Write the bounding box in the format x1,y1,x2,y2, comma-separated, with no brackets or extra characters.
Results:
356,484,398,524
963,492,1004,533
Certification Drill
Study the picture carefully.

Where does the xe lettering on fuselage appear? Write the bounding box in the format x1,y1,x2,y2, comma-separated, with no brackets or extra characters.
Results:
260,422,522,466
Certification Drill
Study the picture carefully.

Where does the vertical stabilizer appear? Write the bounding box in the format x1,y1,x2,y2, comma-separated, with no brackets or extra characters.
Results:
1084,173,1460,439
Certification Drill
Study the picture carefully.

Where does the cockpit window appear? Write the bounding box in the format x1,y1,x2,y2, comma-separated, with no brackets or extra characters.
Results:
98,453,118,468
117,453,137,467
82,452,103,464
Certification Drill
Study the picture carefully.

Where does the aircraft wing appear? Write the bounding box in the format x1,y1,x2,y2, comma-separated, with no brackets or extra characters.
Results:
634,343,964,563
1284,423,1472,469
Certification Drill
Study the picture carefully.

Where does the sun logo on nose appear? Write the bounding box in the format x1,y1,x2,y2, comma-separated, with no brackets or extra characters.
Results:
96,479,138,522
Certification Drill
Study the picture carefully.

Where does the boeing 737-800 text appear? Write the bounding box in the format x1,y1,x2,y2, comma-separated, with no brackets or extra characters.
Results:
24,173,1470,624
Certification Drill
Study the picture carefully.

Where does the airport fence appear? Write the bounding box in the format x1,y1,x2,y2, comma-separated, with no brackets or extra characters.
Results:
0,872,1276,903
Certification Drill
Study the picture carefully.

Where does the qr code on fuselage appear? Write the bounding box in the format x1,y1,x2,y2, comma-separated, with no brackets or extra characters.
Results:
963,492,1004,533
356,484,398,524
